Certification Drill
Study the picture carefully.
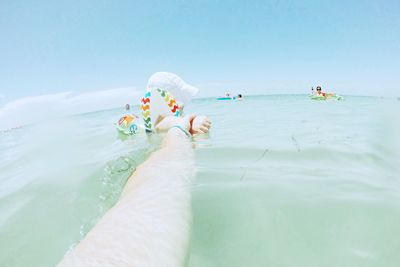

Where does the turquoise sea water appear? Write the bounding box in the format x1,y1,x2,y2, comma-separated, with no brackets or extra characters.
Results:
1,95,399,267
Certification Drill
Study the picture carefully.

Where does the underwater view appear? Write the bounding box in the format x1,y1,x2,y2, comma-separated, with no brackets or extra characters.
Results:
1,95,399,267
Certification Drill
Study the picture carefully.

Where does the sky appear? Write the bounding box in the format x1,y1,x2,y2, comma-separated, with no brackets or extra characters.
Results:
0,0,399,106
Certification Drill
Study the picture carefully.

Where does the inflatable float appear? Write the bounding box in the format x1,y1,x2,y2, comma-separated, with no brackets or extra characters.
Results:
216,96,237,100
115,114,143,135
217,93,243,101
310,94,344,101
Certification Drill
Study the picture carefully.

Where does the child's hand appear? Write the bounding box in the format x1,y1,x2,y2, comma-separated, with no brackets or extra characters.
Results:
190,116,211,135
156,115,211,135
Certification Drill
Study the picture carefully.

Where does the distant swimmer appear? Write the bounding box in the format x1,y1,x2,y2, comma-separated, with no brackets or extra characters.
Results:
315,86,336,98
316,86,325,97
310,85,343,101
237,94,243,100
124,104,139,118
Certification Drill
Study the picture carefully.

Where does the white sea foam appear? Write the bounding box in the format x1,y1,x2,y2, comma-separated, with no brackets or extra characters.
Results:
0,87,142,130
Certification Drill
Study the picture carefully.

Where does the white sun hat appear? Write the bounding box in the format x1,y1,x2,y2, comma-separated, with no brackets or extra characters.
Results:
147,72,199,105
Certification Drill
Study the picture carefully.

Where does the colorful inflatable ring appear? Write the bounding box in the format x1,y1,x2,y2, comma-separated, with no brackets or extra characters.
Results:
116,114,141,135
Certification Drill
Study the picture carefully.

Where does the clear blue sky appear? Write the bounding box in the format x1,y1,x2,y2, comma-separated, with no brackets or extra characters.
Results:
0,0,399,102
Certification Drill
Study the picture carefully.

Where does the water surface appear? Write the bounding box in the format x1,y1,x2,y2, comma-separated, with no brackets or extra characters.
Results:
1,95,399,266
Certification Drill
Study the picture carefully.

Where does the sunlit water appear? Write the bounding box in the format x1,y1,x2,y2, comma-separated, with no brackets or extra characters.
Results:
1,95,399,267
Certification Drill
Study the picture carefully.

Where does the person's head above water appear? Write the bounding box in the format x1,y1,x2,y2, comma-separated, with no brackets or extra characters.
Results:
125,104,130,111
147,72,199,105
316,86,322,92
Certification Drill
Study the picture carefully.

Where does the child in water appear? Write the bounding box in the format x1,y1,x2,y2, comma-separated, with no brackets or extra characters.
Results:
57,73,211,267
